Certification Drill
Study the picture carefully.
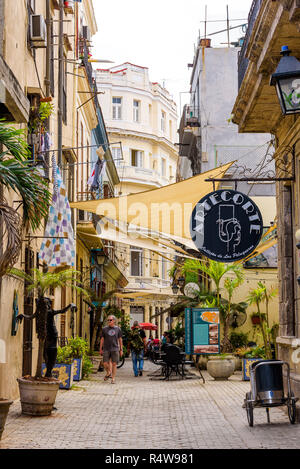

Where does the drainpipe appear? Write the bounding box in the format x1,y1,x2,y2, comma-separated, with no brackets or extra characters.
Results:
44,0,51,178
57,0,64,168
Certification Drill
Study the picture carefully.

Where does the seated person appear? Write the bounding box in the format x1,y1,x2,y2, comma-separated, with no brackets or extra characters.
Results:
161,333,175,352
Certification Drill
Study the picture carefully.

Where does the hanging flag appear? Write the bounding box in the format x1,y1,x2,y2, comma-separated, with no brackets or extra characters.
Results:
87,162,96,186
88,159,106,191
39,161,75,268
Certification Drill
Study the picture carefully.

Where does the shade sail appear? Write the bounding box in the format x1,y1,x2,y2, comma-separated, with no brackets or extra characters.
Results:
70,162,234,239
238,238,277,264
114,290,172,299
234,224,277,265
77,226,194,259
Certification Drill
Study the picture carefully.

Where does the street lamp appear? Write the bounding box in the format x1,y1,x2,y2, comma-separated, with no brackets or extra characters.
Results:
295,229,300,250
270,46,300,115
172,283,179,295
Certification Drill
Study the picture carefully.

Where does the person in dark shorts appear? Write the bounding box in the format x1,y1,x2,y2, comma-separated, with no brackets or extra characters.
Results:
100,315,123,384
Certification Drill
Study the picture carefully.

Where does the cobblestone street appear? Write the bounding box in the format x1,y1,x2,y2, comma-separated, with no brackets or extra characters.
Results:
1,359,300,450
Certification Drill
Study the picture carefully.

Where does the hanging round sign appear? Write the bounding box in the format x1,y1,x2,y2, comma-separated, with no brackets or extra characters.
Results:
190,189,263,263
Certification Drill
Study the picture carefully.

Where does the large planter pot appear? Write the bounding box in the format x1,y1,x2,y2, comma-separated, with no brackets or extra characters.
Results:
72,358,83,381
207,356,235,380
17,377,60,416
0,399,13,440
42,362,74,389
88,354,102,373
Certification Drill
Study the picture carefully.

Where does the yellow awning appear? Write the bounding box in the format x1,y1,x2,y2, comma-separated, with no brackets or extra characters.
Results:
71,162,234,239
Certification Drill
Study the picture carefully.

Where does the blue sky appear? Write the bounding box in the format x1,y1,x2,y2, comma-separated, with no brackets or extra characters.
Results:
92,0,253,112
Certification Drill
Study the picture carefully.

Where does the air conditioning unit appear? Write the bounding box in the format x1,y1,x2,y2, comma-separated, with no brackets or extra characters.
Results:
30,15,47,48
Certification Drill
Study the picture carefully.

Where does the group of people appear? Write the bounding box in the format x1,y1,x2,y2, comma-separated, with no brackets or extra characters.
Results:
99,315,173,383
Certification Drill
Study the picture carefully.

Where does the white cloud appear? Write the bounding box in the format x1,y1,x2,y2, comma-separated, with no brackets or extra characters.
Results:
91,0,253,111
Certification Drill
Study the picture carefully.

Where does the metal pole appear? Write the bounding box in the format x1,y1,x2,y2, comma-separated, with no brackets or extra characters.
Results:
45,0,51,179
57,0,64,169
226,5,230,48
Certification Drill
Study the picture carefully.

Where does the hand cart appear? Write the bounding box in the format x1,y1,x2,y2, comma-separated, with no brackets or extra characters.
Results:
243,360,298,426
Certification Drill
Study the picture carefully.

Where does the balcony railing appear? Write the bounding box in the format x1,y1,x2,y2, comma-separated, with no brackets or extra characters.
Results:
238,0,263,89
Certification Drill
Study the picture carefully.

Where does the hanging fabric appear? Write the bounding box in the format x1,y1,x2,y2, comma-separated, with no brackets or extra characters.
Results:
39,158,75,267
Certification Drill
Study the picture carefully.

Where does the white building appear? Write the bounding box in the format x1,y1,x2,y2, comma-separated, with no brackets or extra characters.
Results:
95,63,179,333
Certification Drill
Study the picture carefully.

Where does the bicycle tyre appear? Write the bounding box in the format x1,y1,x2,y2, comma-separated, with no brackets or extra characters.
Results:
117,356,125,368
288,392,296,424
245,392,254,427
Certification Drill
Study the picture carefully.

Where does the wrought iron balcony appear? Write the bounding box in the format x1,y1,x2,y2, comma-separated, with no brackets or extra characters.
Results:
238,0,263,89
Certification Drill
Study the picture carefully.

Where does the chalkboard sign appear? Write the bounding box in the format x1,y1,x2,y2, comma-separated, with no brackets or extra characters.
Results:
185,308,220,355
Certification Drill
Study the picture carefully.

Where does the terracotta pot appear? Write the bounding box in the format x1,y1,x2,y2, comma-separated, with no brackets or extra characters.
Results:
207,356,235,380
0,399,13,440
17,377,60,416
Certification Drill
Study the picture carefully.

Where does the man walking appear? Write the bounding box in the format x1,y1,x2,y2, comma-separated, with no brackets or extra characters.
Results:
100,315,123,384
128,321,146,377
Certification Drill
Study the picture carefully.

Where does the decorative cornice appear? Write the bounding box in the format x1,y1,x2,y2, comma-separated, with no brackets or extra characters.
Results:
106,127,178,156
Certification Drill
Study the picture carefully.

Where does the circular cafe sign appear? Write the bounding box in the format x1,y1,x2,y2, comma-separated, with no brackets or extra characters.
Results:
190,190,263,263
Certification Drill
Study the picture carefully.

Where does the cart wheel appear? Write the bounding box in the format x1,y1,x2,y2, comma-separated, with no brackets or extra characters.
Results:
245,392,254,427
288,392,296,425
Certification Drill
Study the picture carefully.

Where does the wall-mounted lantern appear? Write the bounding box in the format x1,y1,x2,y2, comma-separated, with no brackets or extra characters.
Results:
270,46,300,115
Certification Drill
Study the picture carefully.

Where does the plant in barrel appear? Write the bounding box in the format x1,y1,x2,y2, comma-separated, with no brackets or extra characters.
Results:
11,268,88,379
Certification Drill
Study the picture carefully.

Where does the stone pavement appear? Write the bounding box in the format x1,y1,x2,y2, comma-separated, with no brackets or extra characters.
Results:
1,358,300,449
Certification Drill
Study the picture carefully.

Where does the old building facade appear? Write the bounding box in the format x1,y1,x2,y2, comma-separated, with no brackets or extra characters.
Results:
96,63,179,334
232,0,300,405
0,0,123,400
178,33,279,346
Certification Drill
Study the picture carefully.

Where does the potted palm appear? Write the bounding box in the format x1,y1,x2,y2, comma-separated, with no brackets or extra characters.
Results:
0,122,51,429
10,267,88,415
247,283,276,360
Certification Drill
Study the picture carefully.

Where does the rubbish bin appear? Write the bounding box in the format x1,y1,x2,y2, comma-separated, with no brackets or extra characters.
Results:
252,360,284,404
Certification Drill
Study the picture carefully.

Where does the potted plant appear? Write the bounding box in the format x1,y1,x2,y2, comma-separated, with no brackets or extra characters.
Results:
236,345,266,381
10,267,88,415
51,336,91,382
42,345,74,390
247,284,273,359
65,336,89,381
206,354,236,380
0,399,13,441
